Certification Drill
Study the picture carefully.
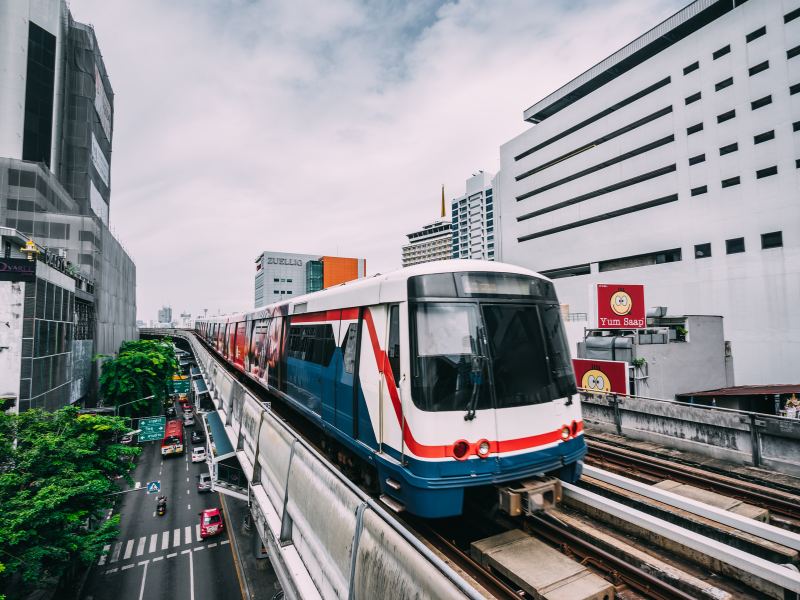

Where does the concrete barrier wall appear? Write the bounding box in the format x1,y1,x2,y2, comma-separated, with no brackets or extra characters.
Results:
148,329,476,600
582,392,800,476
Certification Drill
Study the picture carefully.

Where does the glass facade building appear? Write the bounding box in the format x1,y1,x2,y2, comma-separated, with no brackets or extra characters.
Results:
451,172,495,261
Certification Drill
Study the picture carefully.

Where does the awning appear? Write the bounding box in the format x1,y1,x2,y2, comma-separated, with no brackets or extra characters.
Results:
205,410,235,460
193,378,209,395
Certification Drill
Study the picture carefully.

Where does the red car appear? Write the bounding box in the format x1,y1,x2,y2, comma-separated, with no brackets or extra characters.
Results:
200,508,224,539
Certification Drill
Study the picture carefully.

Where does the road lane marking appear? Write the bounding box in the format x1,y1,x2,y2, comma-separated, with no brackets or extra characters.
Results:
193,546,204,551
186,477,189,482
122,564,134,571
161,531,169,550
221,539,230,545
111,542,122,563
106,568,118,574
138,560,148,600
188,545,195,600
167,552,177,558
138,560,149,567
186,489,190,495
173,528,180,547
98,544,110,565
207,542,217,548
195,524,201,542
136,536,146,556
153,556,163,562
123,539,134,560
149,534,158,553
188,504,191,510
184,526,192,546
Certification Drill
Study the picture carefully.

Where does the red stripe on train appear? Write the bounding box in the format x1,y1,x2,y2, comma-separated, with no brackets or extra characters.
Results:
361,308,582,460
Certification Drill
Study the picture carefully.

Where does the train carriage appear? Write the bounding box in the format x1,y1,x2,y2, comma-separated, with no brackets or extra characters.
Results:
196,260,585,518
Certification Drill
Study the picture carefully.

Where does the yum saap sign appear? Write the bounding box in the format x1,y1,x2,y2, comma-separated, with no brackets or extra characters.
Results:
596,283,645,329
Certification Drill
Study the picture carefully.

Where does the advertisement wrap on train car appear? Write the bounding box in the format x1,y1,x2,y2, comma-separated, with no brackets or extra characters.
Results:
596,283,645,329
572,358,629,395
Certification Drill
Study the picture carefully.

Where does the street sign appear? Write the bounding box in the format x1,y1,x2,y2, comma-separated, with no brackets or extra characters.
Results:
138,416,166,442
170,375,190,395
146,481,161,494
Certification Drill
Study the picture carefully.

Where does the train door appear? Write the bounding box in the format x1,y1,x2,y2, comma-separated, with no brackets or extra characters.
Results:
335,313,359,437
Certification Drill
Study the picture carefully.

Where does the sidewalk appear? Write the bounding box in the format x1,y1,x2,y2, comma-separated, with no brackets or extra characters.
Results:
221,494,282,600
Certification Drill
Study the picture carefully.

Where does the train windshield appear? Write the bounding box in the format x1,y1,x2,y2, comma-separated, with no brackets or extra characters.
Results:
410,300,575,412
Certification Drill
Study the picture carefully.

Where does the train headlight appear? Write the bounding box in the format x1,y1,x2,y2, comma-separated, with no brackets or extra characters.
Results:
561,426,571,441
452,440,470,460
476,440,490,458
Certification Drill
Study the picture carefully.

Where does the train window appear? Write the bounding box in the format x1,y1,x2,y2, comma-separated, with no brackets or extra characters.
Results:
287,324,335,367
482,304,573,407
387,306,401,385
342,323,358,374
410,303,491,412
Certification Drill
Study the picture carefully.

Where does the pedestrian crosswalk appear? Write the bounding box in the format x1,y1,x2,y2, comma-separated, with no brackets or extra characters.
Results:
98,525,223,566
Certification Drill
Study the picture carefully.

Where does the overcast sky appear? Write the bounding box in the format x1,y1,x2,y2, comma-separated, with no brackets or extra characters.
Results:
70,0,683,321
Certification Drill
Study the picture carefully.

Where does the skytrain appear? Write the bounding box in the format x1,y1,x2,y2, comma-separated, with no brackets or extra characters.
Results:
195,260,585,518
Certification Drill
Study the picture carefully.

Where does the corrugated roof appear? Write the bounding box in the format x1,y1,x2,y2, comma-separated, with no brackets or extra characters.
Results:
679,385,800,397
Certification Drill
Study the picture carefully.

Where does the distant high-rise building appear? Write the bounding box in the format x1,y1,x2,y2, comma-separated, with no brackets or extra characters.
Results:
451,172,495,260
0,0,136,410
158,306,173,324
401,186,453,267
254,251,366,307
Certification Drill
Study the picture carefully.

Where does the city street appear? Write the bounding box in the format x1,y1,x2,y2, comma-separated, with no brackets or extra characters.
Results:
81,432,242,600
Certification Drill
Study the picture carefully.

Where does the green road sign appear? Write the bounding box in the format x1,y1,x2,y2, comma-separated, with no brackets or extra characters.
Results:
138,416,166,442
170,376,190,395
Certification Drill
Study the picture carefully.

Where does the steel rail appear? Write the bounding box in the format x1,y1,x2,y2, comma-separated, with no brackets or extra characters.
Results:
526,514,694,600
583,464,800,551
586,442,800,520
562,482,800,593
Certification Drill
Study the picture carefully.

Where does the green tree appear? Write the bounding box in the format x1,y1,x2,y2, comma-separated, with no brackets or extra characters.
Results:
0,407,139,596
98,338,179,416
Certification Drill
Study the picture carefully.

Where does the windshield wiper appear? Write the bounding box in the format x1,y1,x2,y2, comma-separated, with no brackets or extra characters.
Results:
464,355,486,421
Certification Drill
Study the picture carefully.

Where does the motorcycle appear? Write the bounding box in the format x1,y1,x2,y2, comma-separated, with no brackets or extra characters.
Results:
156,495,167,517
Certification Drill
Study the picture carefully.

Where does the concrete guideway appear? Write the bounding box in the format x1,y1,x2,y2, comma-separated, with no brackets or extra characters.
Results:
154,329,482,600
562,481,800,596
583,464,800,551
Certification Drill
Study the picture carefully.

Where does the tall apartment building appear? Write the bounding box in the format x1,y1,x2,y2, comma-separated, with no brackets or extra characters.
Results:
401,219,453,267
158,306,173,324
497,0,800,384
451,171,496,260
0,0,136,409
254,251,366,307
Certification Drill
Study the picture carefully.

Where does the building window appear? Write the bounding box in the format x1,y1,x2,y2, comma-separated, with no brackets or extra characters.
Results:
748,61,769,76
715,77,733,91
689,153,706,165
761,231,783,249
726,237,745,254
721,176,740,188
694,243,711,259
717,110,736,123
751,95,772,110
786,7,800,23
683,61,699,75
687,122,703,135
719,142,738,156
274,278,279,282
712,45,731,60
746,26,766,42
598,248,681,272
22,23,57,167
691,185,708,196
754,130,775,144
788,44,800,60
797,159,800,169
685,92,701,105
756,165,778,178
795,121,800,132
791,83,800,95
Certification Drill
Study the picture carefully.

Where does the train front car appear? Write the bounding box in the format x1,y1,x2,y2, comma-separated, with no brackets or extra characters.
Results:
381,262,585,518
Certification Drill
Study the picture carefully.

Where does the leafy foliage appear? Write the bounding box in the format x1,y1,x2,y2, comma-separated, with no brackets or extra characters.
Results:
98,338,178,416
0,407,139,593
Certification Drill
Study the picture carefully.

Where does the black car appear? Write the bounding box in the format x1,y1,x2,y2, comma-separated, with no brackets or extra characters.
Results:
191,430,205,444
166,407,176,418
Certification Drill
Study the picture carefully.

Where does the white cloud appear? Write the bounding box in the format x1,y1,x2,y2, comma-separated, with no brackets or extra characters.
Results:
69,0,683,320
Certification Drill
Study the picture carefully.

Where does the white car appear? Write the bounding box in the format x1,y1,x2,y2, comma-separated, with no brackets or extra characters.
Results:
191,446,206,463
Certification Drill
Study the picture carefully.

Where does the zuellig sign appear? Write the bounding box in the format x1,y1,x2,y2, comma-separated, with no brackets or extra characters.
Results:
596,284,645,329
266,257,303,266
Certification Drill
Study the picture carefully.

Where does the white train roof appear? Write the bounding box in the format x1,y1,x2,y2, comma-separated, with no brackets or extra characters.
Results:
199,260,548,323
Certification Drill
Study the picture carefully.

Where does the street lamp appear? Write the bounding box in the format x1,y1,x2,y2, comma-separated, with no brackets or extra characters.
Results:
114,394,156,417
